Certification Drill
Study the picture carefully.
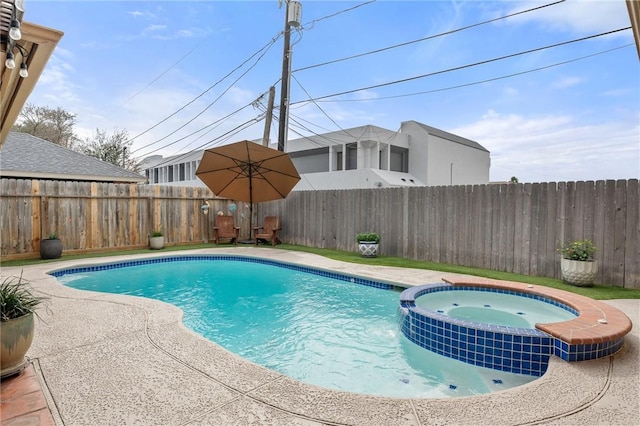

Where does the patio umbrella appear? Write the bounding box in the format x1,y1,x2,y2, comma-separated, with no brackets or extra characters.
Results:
195,140,300,235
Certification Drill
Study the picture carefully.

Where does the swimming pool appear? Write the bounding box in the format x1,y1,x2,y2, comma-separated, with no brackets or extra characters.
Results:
51,255,539,398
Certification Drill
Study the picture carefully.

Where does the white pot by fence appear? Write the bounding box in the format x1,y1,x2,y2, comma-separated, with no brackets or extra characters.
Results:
149,236,164,250
358,242,379,258
561,257,598,287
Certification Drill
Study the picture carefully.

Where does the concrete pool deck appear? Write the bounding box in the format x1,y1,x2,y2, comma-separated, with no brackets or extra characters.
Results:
2,247,638,425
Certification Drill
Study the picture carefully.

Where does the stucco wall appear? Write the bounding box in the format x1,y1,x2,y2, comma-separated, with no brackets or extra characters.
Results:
425,134,490,185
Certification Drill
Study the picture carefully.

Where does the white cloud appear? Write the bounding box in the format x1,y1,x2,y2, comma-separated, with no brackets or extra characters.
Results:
504,0,631,35
353,90,380,101
146,24,167,32
451,110,640,183
36,55,80,105
552,76,585,88
225,86,257,106
128,10,156,20
503,87,519,96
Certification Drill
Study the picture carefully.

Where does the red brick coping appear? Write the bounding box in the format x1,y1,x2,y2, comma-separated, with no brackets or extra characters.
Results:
442,277,633,346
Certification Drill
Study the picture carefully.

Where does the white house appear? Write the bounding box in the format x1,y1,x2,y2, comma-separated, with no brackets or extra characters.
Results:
141,120,490,190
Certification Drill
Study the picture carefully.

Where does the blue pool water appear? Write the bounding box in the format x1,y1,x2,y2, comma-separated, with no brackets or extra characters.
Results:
54,256,538,398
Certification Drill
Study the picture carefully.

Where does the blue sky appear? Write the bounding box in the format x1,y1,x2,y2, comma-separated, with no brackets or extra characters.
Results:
23,0,640,183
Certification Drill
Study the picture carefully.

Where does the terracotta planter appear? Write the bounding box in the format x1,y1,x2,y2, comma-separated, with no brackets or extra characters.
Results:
358,242,379,258
40,238,62,259
561,257,598,287
1,313,35,378
149,236,164,250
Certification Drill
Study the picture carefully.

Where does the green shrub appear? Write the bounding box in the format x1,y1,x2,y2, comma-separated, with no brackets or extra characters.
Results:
1,273,47,321
356,232,380,244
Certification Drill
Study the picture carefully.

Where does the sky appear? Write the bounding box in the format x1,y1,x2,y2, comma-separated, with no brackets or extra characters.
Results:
19,0,640,183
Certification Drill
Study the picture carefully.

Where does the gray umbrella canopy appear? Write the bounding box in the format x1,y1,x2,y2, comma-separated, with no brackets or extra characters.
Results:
195,140,300,204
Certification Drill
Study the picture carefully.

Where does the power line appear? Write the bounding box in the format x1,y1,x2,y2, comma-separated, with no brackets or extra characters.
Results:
106,38,208,117
142,114,264,170
129,32,282,150
289,111,334,134
304,43,635,104
300,0,377,31
134,39,277,153
291,27,632,104
293,0,566,73
135,101,257,158
138,1,378,155
291,74,357,139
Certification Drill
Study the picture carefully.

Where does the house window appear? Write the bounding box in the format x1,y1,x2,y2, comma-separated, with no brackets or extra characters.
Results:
153,168,159,184
179,163,185,181
168,166,174,182
336,151,343,171
390,146,408,173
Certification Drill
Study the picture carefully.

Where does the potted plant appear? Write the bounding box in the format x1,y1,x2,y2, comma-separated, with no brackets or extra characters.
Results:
356,232,381,258
149,227,164,250
1,273,47,378
40,232,62,259
559,239,597,287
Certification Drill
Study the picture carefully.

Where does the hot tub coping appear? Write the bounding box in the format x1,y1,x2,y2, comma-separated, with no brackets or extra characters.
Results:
442,276,633,346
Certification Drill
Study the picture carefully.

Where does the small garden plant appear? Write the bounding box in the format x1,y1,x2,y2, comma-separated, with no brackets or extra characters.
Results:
0,273,47,321
559,239,596,261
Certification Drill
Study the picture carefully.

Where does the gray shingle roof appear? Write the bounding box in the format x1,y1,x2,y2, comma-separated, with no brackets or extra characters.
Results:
0,132,146,183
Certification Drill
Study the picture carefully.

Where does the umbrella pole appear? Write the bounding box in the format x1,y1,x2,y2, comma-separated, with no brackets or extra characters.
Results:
249,163,254,240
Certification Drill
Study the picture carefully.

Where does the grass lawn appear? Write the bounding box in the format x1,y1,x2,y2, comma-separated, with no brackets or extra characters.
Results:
2,243,639,300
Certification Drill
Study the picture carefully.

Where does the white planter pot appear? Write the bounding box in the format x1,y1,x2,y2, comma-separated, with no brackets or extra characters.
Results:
1,313,34,378
561,257,598,287
149,236,164,250
358,242,379,258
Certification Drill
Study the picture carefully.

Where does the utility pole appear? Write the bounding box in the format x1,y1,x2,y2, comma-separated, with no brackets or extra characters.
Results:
277,0,301,152
262,86,275,147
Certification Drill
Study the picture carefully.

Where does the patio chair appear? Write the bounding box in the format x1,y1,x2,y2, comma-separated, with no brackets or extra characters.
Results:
213,215,240,245
253,216,281,246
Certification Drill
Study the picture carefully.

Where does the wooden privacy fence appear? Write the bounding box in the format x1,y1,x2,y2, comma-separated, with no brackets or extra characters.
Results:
0,179,253,259
1,178,638,289
258,179,639,289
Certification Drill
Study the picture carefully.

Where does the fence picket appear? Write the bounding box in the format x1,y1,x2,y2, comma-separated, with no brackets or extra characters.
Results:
1,178,637,288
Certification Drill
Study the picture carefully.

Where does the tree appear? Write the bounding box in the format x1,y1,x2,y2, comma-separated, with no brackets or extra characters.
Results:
80,128,141,173
510,176,519,184
13,103,80,149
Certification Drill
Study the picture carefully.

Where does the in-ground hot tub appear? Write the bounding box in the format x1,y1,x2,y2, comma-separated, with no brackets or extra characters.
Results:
413,288,577,329
399,278,632,377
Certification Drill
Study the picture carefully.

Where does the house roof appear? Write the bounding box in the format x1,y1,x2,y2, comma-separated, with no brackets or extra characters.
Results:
628,0,640,59
404,120,490,153
1,13,63,145
0,132,146,183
